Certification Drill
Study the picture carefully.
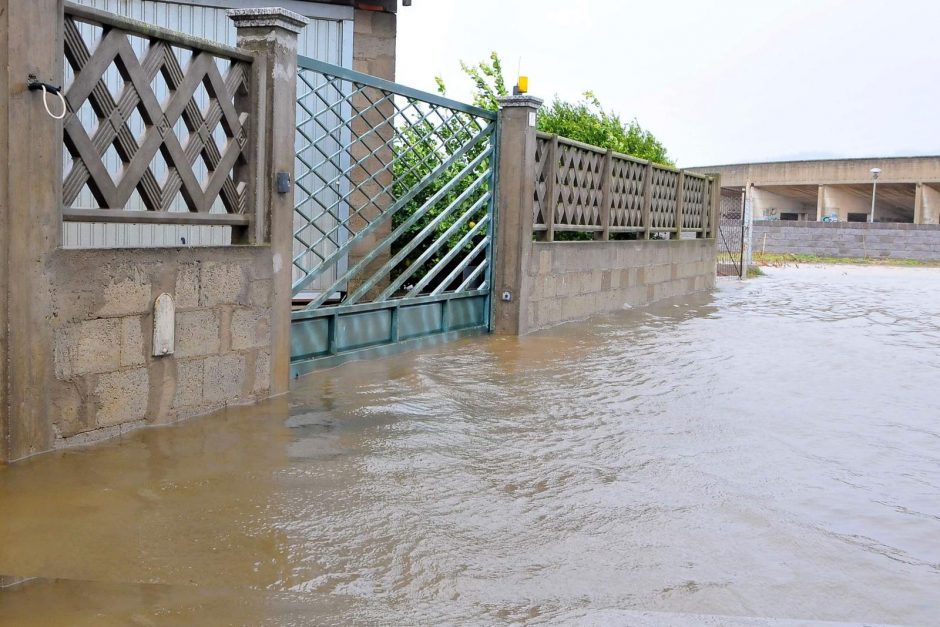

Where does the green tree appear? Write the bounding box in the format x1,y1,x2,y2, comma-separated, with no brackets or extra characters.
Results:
538,92,672,166
437,52,672,166
458,52,509,111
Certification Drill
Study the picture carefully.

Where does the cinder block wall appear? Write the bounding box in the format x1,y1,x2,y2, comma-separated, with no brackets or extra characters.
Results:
353,9,396,78
47,247,273,448
752,221,940,261
345,8,397,299
523,239,716,332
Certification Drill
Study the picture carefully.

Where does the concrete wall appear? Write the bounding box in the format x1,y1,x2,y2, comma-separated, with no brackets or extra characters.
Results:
47,248,273,447
752,221,940,261
523,240,716,332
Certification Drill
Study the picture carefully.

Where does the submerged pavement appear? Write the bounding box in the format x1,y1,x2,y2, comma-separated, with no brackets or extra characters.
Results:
1,265,939,625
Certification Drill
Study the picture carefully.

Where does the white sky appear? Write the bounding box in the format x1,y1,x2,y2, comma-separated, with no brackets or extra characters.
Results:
395,0,940,167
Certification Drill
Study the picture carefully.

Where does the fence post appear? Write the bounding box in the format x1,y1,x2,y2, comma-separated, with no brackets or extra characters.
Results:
0,0,64,461
597,149,613,241
695,178,712,239
492,94,542,335
674,171,685,239
544,134,558,242
708,175,721,238
642,162,653,240
230,8,308,396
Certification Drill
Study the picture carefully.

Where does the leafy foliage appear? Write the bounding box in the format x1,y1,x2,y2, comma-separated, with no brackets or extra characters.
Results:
458,52,509,111
538,92,673,166
437,53,672,165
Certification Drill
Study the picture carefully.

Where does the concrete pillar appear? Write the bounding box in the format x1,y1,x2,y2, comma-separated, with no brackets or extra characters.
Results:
914,183,924,224
492,95,542,335
0,0,64,462
816,185,825,221
922,184,940,225
230,8,307,396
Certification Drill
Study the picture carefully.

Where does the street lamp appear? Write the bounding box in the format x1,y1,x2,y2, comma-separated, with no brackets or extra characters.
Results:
870,167,881,223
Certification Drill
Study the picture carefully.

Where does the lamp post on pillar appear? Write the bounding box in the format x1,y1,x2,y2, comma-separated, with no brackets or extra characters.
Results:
869,167,881,223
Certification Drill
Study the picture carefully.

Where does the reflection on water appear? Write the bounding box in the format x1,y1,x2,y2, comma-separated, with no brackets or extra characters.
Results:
1,266,939,625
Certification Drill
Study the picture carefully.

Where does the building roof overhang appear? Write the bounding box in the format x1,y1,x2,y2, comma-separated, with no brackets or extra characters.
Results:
304,0,399,13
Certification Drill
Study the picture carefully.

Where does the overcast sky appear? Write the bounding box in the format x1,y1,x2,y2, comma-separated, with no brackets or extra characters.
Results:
395,0,940,167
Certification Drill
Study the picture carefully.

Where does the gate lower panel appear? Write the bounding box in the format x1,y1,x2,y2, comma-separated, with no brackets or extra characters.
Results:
290,291,489,377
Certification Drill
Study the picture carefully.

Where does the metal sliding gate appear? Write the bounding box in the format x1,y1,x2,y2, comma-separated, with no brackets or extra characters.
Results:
289,57,498,376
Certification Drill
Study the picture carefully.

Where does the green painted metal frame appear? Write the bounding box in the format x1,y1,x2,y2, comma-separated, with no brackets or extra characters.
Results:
290,56,499,373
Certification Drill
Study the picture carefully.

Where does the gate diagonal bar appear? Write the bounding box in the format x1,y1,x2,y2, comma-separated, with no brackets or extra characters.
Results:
290,57,498,374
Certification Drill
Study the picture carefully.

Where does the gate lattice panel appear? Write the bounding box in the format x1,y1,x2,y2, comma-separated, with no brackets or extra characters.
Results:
290,57,498,374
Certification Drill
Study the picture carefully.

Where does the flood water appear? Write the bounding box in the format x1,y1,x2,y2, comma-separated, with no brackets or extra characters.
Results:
1,265,939,626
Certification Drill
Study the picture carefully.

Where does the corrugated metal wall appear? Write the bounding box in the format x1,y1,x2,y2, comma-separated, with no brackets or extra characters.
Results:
66,0,351,255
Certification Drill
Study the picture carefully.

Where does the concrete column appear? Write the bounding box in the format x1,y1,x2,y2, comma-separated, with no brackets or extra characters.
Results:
922,184,940,225
816,185,825,221
0,0,64,462
492,95,542,335
230,9,307,396
914,183,924,224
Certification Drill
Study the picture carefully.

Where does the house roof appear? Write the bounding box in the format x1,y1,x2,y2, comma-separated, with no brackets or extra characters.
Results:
308,0,400,13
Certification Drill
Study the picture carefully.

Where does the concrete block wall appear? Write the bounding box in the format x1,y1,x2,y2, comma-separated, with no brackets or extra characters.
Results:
345,8,397,299
46,247,273,448
524,239,716,332
752,221,940,261
353,9,396,79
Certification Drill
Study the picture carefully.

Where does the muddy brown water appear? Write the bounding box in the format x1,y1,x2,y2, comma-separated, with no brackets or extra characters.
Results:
1,265,939,626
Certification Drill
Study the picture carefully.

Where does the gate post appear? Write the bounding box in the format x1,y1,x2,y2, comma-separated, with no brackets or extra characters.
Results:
492,95,543,335
230,9,308,396
0,0,64,462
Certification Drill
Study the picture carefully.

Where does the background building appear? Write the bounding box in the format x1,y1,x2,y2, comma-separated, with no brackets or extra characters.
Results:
688,156,940,225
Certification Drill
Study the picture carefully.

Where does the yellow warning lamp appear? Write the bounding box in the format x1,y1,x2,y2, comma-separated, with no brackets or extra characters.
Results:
514,76,529,95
